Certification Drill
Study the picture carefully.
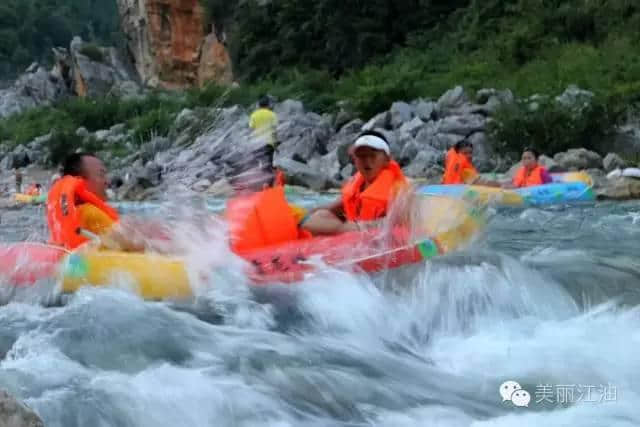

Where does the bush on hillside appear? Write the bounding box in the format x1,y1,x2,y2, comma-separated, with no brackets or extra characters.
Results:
488,95,623,159
79,44,105,63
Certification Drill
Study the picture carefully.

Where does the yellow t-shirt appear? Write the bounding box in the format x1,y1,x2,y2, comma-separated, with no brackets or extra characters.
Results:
249,108,278,145
77,203,116,236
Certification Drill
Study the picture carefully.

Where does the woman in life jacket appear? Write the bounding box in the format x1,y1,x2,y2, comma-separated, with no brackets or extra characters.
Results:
510,147,553,188
301,130,409,235
442,141,501,187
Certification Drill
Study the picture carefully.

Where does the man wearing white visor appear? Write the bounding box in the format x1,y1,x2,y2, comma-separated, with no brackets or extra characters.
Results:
302,130,408,235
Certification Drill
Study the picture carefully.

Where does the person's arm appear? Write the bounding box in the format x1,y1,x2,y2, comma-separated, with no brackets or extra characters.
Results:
540,168,553,184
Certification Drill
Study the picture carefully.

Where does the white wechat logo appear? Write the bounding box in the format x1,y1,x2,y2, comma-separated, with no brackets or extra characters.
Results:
499,380,531,407
500,381,522,402
511,389,531,407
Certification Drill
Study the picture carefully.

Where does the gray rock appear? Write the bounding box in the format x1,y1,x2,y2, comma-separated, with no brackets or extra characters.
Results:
430,133,466,151
362,111,390,131
603,153,628,172
94,129,110,141
110,123,127,135
192,178,212,192
136,161,162,187
398,117,425,138
326,119,363,161
467,132,494,172
308,149,343,186
334,108,355,130
596,176,640,200
390,101,414,129
555,85,594,110
554,148,603,170
437,86,469,115
76,127,90,138
436,114,486,136
415,100,437,122
273,157,328,191
403,148,442,177
0,390,44,427
0,89,37,119
539,155,562,173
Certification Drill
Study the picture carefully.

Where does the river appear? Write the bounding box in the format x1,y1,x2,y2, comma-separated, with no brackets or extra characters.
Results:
1,197,639,426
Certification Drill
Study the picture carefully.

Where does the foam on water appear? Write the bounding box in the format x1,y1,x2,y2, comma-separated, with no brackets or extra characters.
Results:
1,200,639,426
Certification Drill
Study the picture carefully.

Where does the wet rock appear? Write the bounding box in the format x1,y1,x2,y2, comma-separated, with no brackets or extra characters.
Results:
554,148,603,170
596,177,640,200
0,390,44,427
603,153,627,172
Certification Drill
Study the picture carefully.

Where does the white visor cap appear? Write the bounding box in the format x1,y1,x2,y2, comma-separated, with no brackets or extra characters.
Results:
352,134,390,156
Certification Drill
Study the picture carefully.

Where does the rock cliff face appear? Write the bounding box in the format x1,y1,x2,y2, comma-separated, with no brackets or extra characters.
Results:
116,0,233,88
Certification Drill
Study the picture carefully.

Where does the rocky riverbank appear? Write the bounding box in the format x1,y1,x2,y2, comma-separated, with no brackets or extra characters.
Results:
1,81,640,204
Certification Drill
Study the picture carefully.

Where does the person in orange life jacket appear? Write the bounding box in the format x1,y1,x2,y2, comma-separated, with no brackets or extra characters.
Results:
46,153,147,251
225,166,311,254
301,130,409,236
442,141,501,187
508,147,552,188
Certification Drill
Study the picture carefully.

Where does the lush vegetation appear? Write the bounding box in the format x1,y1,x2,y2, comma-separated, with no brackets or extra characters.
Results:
0,0,121,77
1,0,640,163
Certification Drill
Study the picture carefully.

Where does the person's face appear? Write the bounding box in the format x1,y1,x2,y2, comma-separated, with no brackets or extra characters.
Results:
521,151,537,169
352,147,390,183
460,146,473,162
81,156,109,200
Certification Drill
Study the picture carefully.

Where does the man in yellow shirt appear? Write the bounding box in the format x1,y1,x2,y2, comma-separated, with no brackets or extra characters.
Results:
249,96,278,147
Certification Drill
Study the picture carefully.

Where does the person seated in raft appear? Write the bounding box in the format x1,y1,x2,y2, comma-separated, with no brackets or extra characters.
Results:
300,130,409,235
507,147,553,188
442,141,501,187
225,166,311,255
46,153,152,252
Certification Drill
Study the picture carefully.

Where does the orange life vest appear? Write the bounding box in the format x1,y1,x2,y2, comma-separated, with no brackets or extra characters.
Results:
46,176,119,249
226,186,310,254
513,165,545,188
442,148,477,184
341,161,407,222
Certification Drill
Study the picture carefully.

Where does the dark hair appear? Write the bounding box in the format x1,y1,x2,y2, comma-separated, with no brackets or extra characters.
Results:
258,96,270,108
523,147,540,159
62,152,92,176
454,140,473,152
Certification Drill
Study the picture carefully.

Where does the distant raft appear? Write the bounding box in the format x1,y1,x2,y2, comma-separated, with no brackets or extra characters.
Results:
419,171,594,207
14,193,46,204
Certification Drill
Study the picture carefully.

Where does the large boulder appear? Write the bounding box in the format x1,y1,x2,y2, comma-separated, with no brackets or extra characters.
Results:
414,100,437,122
435,114,486,137
554,148,603,170
390,101,414,129
603,153,628,172
0,390,44,427
362,111,390,131
596,176,640,200
402,147,442,178
437,86,469,116
326,119,363,166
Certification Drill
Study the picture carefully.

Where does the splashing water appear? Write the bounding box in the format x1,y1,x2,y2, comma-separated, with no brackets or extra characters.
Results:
0,198,640,426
